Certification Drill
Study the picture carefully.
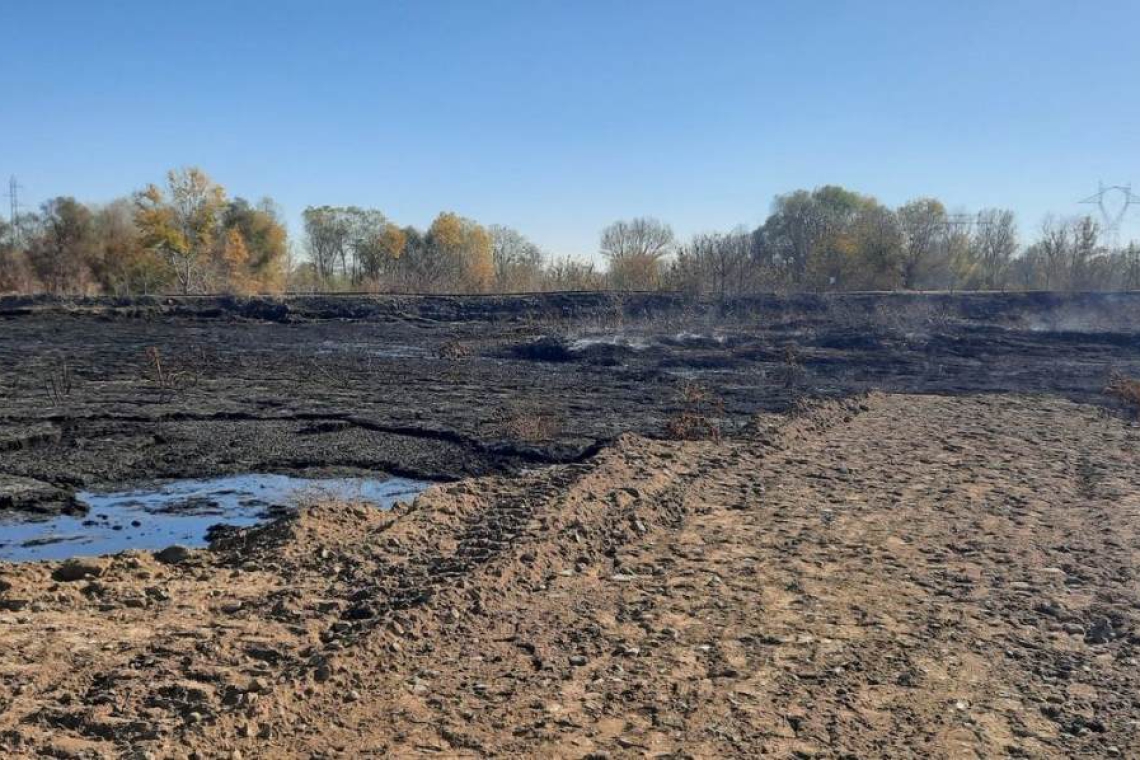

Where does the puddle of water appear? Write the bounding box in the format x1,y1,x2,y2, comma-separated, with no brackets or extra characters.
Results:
0,474,427,563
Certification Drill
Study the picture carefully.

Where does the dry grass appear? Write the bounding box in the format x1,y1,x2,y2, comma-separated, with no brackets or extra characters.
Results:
142,346,185,401
142,345,213,400
497,406,563,443
1105,372,1140,417
438,340,473,360
665,380,724,441
775,344,806,389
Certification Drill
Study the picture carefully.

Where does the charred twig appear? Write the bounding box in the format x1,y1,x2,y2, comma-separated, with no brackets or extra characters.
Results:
778,344,805,389
46,360,74,407
143,346,187,402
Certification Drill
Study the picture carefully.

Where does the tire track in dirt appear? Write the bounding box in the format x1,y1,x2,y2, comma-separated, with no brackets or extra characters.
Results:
2,393,1139,758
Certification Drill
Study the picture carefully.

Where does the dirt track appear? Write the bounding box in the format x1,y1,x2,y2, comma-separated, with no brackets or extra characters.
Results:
2,391,1139,758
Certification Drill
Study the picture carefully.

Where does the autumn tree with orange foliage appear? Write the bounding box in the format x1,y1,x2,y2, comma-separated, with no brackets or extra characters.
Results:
134,168,226,294
219,198,288,293
220,227,252,293
426,212,494,292
132,169,287,294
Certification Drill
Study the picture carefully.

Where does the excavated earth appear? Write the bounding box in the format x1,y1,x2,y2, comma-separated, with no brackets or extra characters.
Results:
1,292,1140,758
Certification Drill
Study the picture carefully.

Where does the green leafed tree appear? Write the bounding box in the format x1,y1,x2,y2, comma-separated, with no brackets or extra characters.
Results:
896,198,948,289
755,186,888,291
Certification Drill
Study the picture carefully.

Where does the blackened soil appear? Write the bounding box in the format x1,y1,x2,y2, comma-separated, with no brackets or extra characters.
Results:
1,292,1138,517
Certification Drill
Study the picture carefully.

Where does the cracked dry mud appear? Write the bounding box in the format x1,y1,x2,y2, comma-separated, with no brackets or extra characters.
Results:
2,392,1139,758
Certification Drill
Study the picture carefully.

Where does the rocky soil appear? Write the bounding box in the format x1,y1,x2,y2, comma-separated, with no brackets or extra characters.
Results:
0,393,1138,758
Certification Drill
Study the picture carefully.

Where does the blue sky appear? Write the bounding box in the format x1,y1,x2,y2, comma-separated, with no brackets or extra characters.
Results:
3,0,1139,260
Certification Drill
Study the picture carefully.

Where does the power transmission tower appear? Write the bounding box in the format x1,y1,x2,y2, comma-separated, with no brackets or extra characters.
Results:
1079,182,1140,248
943,213,975,230
4,175,24,246
938,212,996,233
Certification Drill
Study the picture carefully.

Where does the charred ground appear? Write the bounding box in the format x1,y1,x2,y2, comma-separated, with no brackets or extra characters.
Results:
1,292,1138,517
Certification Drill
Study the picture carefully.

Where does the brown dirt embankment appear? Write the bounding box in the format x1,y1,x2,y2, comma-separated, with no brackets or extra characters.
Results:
1,392,1138,758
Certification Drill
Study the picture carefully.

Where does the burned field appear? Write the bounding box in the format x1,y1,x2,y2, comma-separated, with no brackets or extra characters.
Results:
2,292,1140,758
2,291,1138,517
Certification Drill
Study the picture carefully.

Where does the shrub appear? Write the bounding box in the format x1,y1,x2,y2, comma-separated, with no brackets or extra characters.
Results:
496,406,563,443
1105,372,1140,417
438,340,473,360
665,381,723,441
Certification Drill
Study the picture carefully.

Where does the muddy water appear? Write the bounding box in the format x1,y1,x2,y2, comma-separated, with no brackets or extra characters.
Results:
0,474,427,562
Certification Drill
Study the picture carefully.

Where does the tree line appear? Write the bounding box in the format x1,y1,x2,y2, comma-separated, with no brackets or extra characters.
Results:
653,187,1140,296
294,206,606,294
0,168,288,295
2,171,1137,296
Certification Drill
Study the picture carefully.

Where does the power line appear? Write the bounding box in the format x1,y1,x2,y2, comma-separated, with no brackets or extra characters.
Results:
938,212,997,231
1079,181,1140,247
4,175,24,246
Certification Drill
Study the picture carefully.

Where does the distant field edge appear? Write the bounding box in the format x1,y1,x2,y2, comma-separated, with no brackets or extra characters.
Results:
2,289,1140,327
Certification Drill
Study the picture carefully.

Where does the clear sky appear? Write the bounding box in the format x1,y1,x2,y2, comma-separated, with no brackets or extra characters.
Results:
3,0,1139,260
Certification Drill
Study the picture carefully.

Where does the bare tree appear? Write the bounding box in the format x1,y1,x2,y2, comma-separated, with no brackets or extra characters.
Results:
302,206,352,284
897,198,947,289
490,225,545,292
672,230,752,299
542,256,602,291
600,217,675,290
1070,216,1100,291
973,209,1018,290
1123,243,1140,290
1035,216,1073,290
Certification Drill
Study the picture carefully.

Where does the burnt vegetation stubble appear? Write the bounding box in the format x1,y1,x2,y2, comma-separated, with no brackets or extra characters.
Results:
1105,371,1140,418
2,292,1140,519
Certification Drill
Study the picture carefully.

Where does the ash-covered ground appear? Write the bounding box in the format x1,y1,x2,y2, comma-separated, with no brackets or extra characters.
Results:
1,291,1138,517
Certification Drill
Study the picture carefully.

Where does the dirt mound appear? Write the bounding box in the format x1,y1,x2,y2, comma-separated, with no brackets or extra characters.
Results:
1,393,1137,758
